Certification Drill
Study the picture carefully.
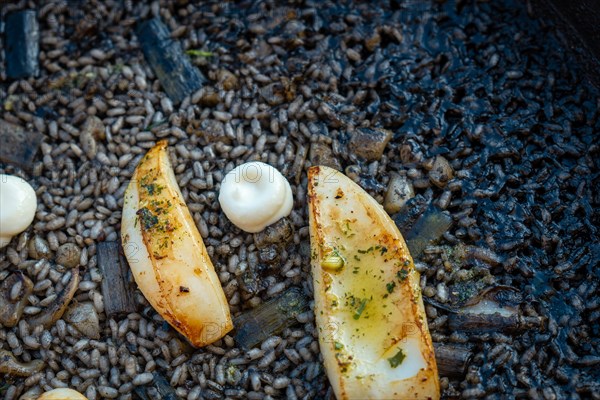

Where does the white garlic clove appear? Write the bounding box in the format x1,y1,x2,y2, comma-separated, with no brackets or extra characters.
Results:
218,162,293,233
0,174,37,248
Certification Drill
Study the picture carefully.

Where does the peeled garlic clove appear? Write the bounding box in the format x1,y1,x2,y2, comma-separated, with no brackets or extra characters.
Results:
37,388,88,400
0,174,37,248
219,161,293,233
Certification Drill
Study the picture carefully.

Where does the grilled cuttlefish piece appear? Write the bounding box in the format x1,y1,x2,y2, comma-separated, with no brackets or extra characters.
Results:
122,140,232,347
308,166,439,400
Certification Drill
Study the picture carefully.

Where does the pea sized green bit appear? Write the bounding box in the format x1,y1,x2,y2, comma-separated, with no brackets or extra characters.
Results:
321,249,345,271
387,348,406,368
353,298,368,320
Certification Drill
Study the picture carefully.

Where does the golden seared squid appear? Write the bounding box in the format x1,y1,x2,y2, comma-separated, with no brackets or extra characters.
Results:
37,388,88,400
121,140,232,347
308,166,439,400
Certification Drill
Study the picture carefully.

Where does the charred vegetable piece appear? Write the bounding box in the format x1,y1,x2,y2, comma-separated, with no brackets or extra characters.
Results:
403,204,453,259
426,285,545,333
347,127,393,161
121,140,232,347
425,284,518,313
0,272,33,327
0,349,44,377
308,166,439,400
134,372,178,400
234,287,308,350
137,18,206,103
26,267,80,329
447,313,544,333
446,285,544,333
253,217,294,250
253,217,294,265
5,10,39,79
433,343,472,379
97,241,137,318
392,195,430,235
0,119,43,171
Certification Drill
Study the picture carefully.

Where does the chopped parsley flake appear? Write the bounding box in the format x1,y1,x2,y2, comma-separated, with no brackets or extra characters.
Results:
142,182,164,195
397,269,409,281
386,281,396,294
387,349,406,368
353,298,368,320
137,207,158,230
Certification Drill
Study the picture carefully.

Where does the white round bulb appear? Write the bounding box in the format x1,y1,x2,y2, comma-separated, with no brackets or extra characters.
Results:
218,162,293,233
0,174,37,248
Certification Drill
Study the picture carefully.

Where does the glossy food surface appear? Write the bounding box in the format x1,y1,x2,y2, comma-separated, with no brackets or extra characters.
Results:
308,165,439,400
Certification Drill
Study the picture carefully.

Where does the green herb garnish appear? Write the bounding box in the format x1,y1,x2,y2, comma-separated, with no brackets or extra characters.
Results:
186,49,214,57
397,269,409,281
353,298,368,320
136,207,158,230
386,281,396,294
142,182,164,196
387,348,406,368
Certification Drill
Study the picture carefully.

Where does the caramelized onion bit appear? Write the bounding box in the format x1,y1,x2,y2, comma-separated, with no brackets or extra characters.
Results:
0,349,44,377
27,268,80,329
0,272,33,327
